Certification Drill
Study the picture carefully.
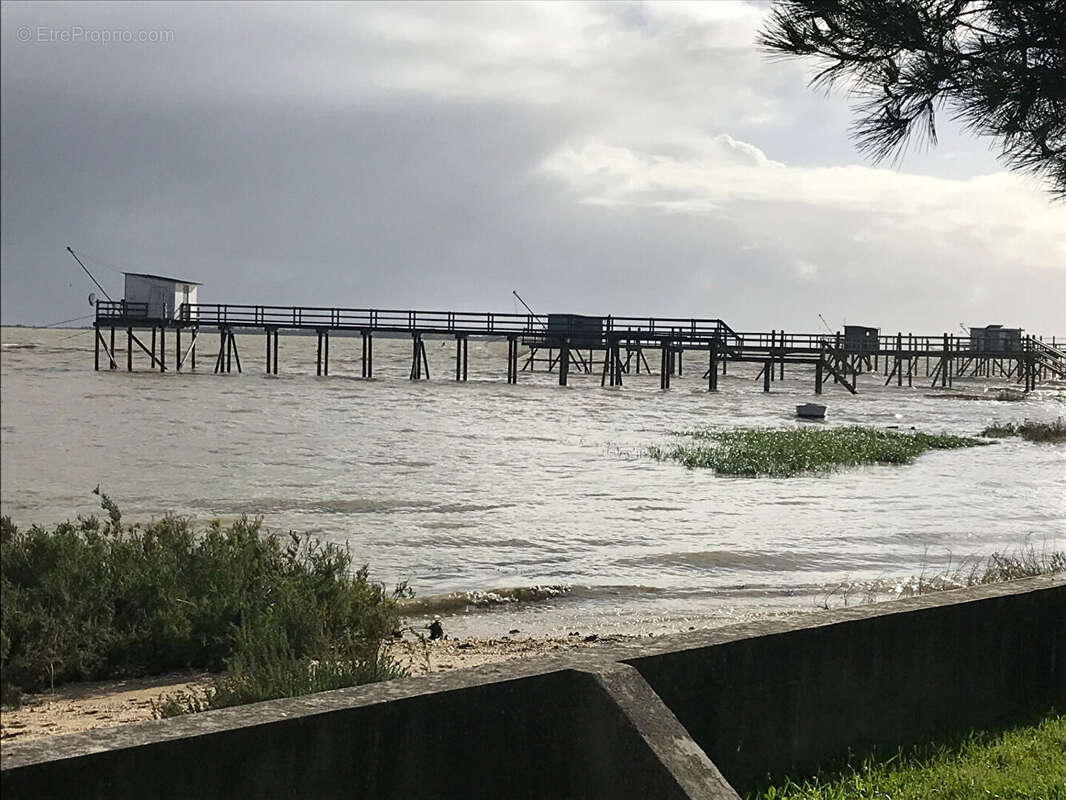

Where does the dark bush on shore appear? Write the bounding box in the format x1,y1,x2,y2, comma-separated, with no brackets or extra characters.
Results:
980,418,1066,443
0,494,407,706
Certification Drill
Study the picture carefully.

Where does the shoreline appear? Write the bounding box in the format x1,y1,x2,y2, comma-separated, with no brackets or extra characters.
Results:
0,632,638,742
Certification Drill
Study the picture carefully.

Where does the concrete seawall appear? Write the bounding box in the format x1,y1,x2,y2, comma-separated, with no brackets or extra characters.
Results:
3,575,1063,799
624,575,1066,792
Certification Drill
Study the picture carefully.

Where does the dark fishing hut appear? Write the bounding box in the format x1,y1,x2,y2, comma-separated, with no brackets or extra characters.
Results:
843,325,879,354
969,325,1023,353
546,314,604,348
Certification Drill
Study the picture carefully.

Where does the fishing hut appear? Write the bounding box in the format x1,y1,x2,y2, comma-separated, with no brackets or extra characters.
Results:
843,325,879,353
91,272,202,373
122,273,201,320
969,325,1023,353
546,314,603,348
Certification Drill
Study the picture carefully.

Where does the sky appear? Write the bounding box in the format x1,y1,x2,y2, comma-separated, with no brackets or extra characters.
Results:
2,1,1064,333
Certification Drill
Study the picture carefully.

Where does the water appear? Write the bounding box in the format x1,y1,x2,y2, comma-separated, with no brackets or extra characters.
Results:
2,327,1064,636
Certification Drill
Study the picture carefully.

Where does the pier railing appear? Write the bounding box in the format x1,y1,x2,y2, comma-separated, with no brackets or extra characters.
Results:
112,303,740,344
93,301,1057,364
180,304,553,335
96,300,150,319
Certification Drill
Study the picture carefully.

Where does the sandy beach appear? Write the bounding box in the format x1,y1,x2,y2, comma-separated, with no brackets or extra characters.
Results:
0,632,637,742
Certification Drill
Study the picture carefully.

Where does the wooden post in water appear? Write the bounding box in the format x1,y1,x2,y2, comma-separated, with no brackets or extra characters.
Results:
950,335,956,386
779,329,785,380
507,336,518,384
361,331,372,378
215,329,224,374
708,338,718,392
559,340,570,386
769,330,775,382
659,342,670,389
815,360,823,394
109,327,116,370
1025,338,1034,391
93,325,100,371
230,330,242,374
941,333,949,388
316,330,323,376
159,327,166,372
409,334,428,380
763,359,771,392
833,332,841,384
323,330,329,376
896,332,903,387
176,328,182,372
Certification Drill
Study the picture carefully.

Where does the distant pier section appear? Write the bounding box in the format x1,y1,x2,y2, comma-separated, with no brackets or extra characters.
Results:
92,274,1065,394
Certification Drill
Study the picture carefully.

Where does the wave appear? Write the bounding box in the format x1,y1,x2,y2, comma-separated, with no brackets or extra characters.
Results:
613,550,794,571
612,549,882,573
403,583,676,616
403,584,575,615
194,497,509,515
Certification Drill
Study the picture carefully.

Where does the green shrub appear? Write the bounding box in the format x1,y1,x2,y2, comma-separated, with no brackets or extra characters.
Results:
0,495,408,705
981,418,1066,442
651,427,984,478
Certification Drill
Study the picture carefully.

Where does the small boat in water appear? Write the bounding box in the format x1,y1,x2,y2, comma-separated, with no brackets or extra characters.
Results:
796,403,827,419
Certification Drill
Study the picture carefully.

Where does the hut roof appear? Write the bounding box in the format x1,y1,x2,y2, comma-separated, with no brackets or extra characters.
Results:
124,272,202,286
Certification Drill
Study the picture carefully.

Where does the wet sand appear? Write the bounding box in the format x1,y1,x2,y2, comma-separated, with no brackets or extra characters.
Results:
0,633,637,742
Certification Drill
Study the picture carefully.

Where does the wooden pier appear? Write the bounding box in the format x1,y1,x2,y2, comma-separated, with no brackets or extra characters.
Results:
92,301,1066,394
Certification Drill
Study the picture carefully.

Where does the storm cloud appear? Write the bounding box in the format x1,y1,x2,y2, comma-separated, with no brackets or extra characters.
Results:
3,1,1063,332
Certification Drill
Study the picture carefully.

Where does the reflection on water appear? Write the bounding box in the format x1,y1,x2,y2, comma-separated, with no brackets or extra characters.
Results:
2,327,1064,635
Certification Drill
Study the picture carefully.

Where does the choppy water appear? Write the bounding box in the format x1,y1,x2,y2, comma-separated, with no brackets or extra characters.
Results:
2,326,1064,636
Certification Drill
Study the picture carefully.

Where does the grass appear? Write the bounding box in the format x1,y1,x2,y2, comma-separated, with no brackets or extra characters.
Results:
962,546,1066,586
752,712,1066,800
650,427,985,478
981,418,1066,443
819,545,1066,609
0,492,408,709
150,617,399,717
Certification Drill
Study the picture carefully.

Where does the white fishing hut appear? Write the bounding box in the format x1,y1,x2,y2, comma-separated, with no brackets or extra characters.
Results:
123,273,201,320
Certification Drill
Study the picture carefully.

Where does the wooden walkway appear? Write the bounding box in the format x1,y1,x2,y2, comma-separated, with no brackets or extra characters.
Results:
92,301,1066,394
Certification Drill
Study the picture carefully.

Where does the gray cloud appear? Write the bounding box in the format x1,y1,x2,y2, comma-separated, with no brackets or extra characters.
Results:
2,1,1062,333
